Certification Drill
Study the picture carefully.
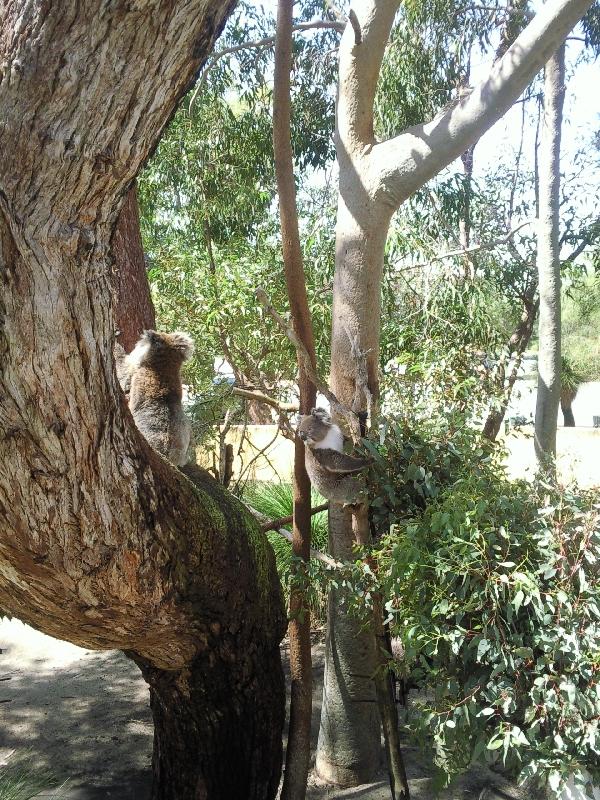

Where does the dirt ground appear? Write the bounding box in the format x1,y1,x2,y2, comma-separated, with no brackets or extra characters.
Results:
0,618,529,800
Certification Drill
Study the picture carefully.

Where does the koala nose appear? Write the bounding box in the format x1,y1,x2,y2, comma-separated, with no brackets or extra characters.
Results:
299,432,307,441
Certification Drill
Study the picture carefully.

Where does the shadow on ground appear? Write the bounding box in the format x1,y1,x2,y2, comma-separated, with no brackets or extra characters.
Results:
0,620,152,798
1,620,526,800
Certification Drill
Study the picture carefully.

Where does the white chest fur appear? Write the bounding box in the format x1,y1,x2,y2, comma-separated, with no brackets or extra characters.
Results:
312,424,344,452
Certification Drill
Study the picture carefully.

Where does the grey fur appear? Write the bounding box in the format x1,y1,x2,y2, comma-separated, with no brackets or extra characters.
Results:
297,408,370,504
123,330,194,467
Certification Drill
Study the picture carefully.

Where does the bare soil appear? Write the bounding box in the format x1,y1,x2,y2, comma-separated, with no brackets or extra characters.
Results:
0,618,528,800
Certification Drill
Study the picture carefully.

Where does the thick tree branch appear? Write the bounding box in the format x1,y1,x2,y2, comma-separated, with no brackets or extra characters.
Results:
337,1,399,150
0,0,285,672
371,0,592,207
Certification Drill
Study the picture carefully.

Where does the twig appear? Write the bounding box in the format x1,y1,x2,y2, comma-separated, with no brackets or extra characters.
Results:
233,421,282,492
232,385,299,412
348,9,362,45
245,503,342,569
259,502,329,532
189,21,345,113
255,287,362,440
403,218,537,272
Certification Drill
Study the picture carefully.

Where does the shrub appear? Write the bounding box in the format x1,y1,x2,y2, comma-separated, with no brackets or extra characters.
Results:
376,463,600,797
244,482,329,621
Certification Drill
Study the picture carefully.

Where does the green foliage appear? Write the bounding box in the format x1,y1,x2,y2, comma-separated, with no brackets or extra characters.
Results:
563,277,600,382
362,414,494,533
0,757,67,800
561,355,584,397
374,0,507,138
374,463,600,796
244,482,329,620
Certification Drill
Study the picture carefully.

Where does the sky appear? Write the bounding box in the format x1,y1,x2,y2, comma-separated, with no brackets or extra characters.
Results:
253,1,599,213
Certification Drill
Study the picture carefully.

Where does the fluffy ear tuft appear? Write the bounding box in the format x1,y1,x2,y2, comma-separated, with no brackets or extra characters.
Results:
170,331,195,360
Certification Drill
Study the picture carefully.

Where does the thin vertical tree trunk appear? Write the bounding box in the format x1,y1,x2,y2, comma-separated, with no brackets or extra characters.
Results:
534,45,566,473
111,184,156,350
482,287,539,441
273,1,317,797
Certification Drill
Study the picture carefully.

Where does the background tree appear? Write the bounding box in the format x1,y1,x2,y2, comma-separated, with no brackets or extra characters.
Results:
317,0,593,785
534,45,566,472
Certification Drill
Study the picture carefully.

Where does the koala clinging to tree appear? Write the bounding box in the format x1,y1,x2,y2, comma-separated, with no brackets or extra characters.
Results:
297,408,371,505
117,330,194,467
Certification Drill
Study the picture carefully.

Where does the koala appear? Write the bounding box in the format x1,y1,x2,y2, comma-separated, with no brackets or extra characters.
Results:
297,407,371,505
120,330,194,467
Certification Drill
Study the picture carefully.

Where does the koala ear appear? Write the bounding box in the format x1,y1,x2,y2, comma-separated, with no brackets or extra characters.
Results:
310,408,320,417
170,331,195,361
142,330,160,345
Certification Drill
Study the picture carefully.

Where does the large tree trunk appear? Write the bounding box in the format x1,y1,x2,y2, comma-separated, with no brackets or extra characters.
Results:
317,0,591,785
534,45,566,472
0,4,287,799
316,505,382,785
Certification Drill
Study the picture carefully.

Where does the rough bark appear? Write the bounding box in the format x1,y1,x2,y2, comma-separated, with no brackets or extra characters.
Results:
316,505,381,786
534,45,566,471
112,184,156,351
319,0,590,783
0,3,287,798
273,1,317,796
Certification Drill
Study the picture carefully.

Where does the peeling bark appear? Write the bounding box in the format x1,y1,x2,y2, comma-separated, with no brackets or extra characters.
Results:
0,3,286,797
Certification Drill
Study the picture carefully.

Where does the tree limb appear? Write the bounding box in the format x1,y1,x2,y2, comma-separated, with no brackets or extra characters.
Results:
259,503,329,533
232,386,299,412
371,0,593,207
189,20,345,113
